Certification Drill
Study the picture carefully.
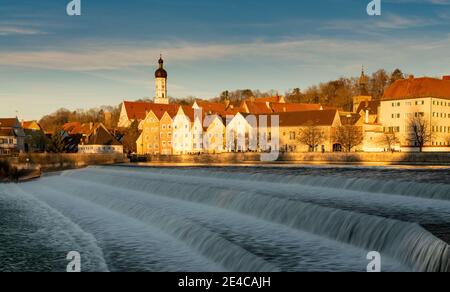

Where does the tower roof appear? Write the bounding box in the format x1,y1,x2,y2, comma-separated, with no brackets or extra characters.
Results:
359,67,368,85
155,56,167,78
358,66,369,96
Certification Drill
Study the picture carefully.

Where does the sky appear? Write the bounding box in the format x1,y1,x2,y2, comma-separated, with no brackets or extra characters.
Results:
1,0,450,120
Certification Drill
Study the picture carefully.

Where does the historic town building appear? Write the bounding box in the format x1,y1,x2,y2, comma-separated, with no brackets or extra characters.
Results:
278,109,341,153
380,76,450,152
154,56,169,105
21,120,47,153
78,123,123,154
136,105,178,155
0,118,25,155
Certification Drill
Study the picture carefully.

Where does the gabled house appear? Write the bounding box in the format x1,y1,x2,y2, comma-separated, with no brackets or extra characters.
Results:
21,120,48,153
225,112,258,152
204,115,227,153
118,101,178,129
136,105,178,155
172,106,197,154
78,123,123,154
0,118,25,155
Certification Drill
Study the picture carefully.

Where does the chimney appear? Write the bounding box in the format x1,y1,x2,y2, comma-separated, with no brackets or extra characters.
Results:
443,76,450,81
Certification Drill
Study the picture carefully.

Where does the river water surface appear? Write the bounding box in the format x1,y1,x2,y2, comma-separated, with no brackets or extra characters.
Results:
1,165,449,272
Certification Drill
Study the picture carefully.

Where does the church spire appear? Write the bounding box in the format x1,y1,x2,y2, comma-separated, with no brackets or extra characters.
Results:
359,66,369,96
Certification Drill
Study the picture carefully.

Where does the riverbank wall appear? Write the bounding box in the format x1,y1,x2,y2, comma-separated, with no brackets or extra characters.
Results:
144,152,450,165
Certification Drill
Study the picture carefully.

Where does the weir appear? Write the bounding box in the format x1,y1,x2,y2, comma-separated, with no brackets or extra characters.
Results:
2,166,449,272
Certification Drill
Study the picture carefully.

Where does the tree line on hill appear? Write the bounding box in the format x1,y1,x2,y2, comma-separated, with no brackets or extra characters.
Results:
38,68,405,132
39,106,122,133
211,68,405,111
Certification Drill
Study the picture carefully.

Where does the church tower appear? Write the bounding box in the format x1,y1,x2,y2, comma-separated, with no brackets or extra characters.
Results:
358,66,369,96
352,66,372,113
154,55,169,104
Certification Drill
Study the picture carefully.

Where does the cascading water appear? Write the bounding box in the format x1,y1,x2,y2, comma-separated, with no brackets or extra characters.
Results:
1,165,449,272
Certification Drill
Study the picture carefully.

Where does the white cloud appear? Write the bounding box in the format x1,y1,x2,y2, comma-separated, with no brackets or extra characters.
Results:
0,36,449,72
0,26,46,36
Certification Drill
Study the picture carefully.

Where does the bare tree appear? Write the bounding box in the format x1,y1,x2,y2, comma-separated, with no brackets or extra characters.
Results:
379,132,400,152
122,120,140,154
332,125,364,152
407,116,433,152
298,124,326,152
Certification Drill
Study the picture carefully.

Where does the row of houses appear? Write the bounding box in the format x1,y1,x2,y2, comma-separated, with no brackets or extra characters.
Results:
3,57,449,156
116,96,341,155
60,122,123,154
0,118,123,156
118,74,450,155
0,119,48,155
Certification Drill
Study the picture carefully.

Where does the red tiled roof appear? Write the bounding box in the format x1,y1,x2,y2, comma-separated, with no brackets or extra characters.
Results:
21,121,34,129
152,107,179,120
62,122,92,135
0,118,19,128
85,124,121,146
277,110,338,127
180,105,196,122
123,101,178,121
196,101,239,116
239,101,273,114
252,96,283,103
271,103,323,113
196,101,226,113
22,120,43,131
0,128,15,136
383,77,450,101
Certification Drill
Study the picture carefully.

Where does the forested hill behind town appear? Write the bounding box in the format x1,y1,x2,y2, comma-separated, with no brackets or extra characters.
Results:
38,68,406,132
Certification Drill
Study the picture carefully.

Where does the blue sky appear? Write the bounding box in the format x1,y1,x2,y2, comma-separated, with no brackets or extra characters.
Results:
1,0,450,119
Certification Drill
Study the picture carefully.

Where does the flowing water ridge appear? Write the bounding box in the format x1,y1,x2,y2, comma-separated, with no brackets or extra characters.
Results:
1,165,449,272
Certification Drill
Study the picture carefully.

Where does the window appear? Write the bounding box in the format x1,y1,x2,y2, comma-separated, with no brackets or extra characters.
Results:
289,132,296,140
415,112,424,117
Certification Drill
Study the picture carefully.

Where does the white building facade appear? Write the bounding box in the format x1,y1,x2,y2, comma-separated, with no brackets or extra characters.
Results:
380,76,450,152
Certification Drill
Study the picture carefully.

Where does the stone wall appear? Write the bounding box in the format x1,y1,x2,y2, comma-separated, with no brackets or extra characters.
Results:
146,152,450,164
8,153,128,172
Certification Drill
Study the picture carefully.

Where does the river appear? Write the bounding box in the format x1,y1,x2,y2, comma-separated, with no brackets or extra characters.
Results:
1,165,449,272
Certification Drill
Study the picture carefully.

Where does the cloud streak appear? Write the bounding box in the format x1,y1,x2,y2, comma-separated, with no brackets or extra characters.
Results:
0,26,46,36
1,36,450,72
